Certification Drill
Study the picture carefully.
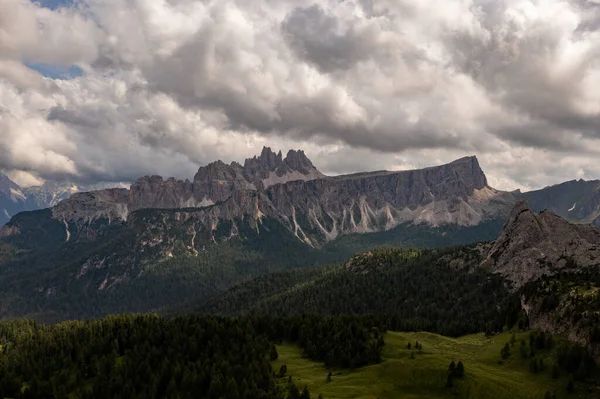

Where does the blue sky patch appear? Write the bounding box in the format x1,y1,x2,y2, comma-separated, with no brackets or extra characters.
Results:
25,63,84,80
34,0,75,10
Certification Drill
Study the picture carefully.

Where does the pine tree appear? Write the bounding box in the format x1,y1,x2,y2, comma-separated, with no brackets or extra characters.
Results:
448,361,456,376
279,364,288,377
270,345,279,361
456,361,465,378
288,384,301,399
301,385,311,399
520,342,529,359
501,343,510,360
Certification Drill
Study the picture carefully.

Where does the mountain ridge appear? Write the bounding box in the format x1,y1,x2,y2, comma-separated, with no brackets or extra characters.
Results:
2,151,513,252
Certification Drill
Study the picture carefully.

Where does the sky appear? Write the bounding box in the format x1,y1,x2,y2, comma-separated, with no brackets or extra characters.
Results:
1,0,600,190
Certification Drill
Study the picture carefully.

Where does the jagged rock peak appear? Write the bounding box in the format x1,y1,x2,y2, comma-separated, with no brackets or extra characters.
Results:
256,146,284,171
0,173,21,193
485,201,600,287
282,149,317,174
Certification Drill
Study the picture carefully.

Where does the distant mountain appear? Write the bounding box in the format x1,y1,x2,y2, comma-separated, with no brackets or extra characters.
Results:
0,174,27,226
518,179,600,227
4,149,514,253
23,181,130,210
0,176,128,226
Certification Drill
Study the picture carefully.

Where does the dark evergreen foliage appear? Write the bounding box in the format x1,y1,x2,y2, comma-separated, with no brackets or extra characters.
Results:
202,247,512,337
0,314,381,399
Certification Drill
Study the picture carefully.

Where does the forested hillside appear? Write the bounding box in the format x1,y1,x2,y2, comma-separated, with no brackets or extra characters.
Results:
0,218,503,322
0,315,382,399
200,246,516,337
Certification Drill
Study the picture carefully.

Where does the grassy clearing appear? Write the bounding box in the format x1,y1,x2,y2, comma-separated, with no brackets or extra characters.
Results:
273,331,592,399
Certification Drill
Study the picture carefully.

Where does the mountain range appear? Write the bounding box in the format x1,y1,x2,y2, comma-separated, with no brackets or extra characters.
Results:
1,148,515,248
1,148,600,330
0,176,129,226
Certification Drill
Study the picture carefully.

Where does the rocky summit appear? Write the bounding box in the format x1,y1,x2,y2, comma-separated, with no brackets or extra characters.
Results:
484,201,600,287
3,149,516,251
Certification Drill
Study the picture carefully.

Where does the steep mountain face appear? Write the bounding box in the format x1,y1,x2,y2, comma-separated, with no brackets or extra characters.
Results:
518,179,600,228
0,174,27,226
2,153,515,259
484,201,600,287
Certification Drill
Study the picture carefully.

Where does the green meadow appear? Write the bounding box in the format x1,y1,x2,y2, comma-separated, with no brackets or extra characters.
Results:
273,331,592,399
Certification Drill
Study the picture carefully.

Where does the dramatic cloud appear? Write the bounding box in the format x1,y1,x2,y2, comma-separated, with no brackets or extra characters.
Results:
1,0,600,190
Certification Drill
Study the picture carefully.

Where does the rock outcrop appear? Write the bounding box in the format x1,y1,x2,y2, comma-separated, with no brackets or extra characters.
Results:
485,201,600,287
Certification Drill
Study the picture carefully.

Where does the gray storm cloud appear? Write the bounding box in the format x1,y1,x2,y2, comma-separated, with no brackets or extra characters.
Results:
1,0,600,190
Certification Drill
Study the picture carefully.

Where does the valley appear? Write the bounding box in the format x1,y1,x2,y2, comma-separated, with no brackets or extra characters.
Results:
2,149,600,398
5,0,600,397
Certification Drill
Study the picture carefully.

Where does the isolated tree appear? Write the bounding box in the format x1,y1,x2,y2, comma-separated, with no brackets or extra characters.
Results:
279,364,288,377
270,345,279,361
520,343,529,359
501,343,510,360
288,384,301,399
301,385,311,399
456,361,465,378
448,361,457,376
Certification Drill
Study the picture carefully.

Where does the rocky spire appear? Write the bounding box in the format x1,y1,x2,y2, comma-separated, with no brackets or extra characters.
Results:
279,149,318,176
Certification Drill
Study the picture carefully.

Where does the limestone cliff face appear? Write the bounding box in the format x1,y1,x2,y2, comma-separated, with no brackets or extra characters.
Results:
1,150,516,248
484,201,600,287
264,156,513,245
